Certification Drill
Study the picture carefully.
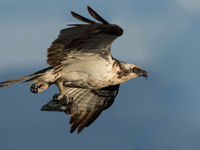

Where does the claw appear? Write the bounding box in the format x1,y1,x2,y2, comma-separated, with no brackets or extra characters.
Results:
30,84,39,93
41,98,70,112
53,93,60,99
41,94,80,114
53,93,66,100
30,83,49,94
67,97,73,103
41,94,79,114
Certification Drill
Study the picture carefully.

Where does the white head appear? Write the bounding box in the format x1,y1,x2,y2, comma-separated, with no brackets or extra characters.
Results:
114,63,148,84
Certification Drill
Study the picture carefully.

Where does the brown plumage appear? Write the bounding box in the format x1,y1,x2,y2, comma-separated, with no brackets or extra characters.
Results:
42,84,119,134
87,6,109,24
0,6,148,134
47,6,123,74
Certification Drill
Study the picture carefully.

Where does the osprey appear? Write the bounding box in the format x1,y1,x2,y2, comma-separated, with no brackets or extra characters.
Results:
0,6,147,133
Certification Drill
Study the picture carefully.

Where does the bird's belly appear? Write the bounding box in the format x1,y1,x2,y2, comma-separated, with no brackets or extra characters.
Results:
59,57,115,88
63,75,112,89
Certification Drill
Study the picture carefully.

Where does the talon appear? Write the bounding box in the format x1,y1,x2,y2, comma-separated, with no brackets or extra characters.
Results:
41,94,79,114
30,84,39,94
53,93,66,100
57,94,64,100
30,83,49,94
67,97,73,103
53,94,59,99
62,95,68,100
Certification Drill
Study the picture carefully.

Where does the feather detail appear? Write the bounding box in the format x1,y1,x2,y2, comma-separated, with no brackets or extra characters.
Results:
0,67,52,88
87,6,109,24
41,84,120,133
71,11,96,24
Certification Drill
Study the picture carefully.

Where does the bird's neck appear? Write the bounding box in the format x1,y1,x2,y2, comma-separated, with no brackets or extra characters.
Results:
111,59,138,84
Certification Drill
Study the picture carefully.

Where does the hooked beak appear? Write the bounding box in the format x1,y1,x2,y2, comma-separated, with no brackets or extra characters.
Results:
139,69,148,80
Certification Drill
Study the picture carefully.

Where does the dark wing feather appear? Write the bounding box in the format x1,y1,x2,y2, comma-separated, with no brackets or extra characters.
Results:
69,84,119,133
47,6,123,69
87,6,109,24
71,11,95,24
41,84,120,134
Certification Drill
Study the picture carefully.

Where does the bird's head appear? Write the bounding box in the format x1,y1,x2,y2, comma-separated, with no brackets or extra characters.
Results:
113,61,148,84
118,63,148,81
132,66,148,80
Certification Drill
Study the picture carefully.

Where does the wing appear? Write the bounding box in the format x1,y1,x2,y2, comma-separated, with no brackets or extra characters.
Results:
47,6,123,71
41,84,120,134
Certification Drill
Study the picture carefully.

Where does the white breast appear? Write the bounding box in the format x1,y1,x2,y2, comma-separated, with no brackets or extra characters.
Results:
60,53,115,88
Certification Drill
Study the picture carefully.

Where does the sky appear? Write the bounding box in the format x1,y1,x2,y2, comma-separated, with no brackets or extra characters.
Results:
0,0,200,150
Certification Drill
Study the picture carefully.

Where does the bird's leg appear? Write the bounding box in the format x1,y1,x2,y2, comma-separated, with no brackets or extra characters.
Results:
67,96,73,103
51,80,79,114
53,80,65,100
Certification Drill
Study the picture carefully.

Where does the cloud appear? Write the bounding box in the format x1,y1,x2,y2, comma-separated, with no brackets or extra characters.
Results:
176,0,200,13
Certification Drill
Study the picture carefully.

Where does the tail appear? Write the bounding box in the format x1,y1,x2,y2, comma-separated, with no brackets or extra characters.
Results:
0,67,52,89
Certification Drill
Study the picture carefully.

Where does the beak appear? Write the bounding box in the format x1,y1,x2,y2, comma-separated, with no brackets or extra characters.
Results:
139,69,148,80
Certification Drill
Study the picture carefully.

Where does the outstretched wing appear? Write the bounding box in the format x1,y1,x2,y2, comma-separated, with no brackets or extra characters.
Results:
42,84,120,134
47,6,123,70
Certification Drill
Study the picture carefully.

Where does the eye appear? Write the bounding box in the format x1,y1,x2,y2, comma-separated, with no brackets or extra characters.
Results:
132,67,140,73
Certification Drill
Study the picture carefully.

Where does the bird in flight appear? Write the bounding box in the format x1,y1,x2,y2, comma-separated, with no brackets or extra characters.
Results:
0,6,147,133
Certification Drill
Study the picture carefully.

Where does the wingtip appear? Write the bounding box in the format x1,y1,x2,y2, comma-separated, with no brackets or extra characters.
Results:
87,6,92,11
77,130,81,134
77,126,84,134
87,6,95,13
70,130,73,134
69,128,81,134
70,127,76,134
0,83,4,88
87,5,109,24
70,11,76,17
70,9,96,24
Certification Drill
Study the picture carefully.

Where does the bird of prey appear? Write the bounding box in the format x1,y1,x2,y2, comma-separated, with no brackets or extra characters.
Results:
0,6,147,133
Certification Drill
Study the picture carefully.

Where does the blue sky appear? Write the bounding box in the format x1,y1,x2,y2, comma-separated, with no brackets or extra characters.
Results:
0,0,200,150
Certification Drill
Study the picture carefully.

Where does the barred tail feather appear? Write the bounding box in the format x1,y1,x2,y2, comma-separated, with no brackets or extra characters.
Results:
0,75,34,88
0,67,52,88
